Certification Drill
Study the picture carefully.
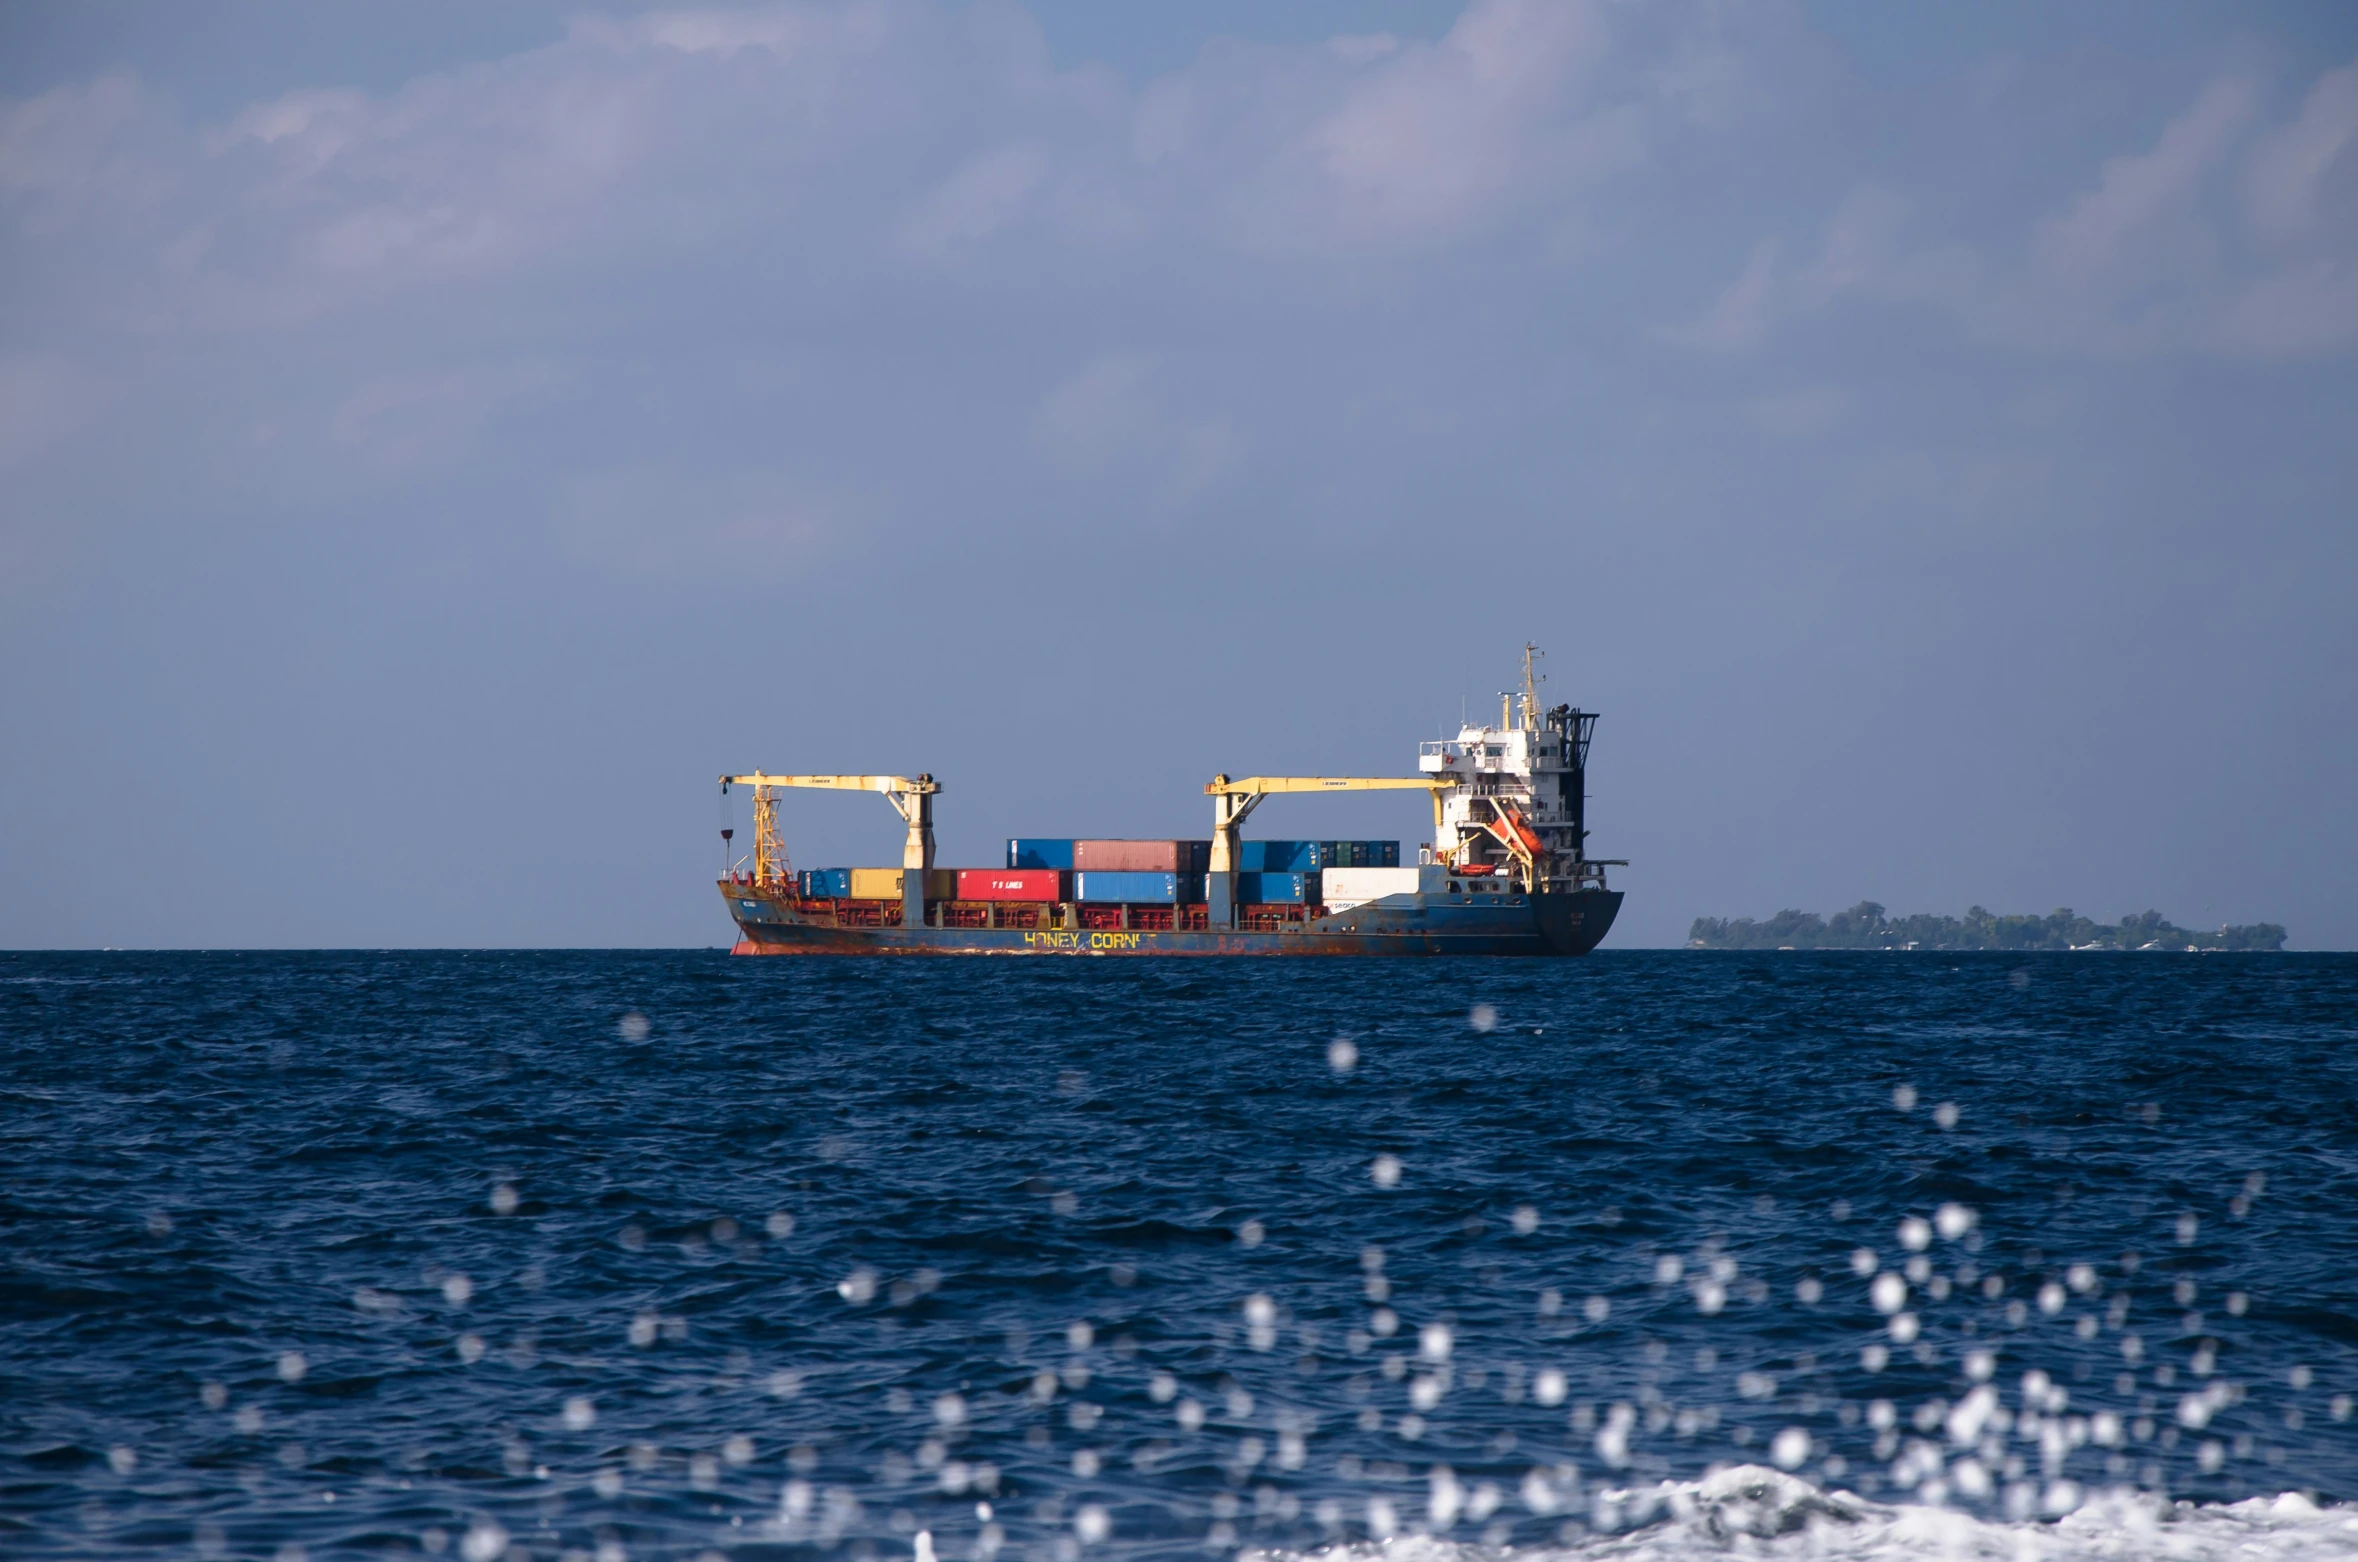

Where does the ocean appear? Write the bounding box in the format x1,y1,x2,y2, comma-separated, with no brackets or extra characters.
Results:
4,950,2355,1561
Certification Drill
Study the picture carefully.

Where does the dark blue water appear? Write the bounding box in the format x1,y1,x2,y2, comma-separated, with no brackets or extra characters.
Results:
6,951,2357,1561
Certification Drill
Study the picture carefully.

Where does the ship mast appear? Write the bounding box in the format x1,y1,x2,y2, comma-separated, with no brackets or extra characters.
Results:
1519,642,1544,731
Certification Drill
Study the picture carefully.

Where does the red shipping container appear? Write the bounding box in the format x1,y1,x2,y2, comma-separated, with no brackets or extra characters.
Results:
1074,840,1189,872
955,868,1065,902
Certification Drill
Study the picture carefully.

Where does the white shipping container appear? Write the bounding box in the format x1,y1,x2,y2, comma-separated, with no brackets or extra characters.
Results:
1320,866,1430,909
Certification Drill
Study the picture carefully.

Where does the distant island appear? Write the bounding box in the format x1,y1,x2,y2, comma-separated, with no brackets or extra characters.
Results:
1687,902,2287,952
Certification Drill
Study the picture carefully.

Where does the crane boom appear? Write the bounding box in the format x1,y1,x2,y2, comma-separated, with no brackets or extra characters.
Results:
721,773,937,796
719,771,940,880
1202,773,1460,877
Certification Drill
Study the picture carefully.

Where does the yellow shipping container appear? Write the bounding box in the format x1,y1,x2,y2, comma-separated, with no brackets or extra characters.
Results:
847,868,957,900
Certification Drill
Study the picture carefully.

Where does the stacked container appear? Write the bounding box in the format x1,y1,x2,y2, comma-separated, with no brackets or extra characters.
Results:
1322,865,1440,909
1234,841,1399,871
955,869,1066,902
799,868,854,898
829,868,957,900
1006,839,1076,870
1074,872,1205,904
1072,840,1212,874
1235,871,1313,904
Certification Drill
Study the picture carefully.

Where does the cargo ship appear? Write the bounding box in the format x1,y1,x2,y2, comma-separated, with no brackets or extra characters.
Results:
718,647,1622,956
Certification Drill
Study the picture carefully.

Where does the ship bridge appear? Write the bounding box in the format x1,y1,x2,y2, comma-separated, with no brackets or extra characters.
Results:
1418,646,1616,893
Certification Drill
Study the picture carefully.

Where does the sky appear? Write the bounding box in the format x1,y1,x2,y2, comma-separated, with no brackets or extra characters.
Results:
2,0,2355,950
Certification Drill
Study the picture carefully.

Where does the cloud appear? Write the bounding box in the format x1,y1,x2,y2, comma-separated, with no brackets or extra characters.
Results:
2032,76,2256,284
901,141,1049,249
331,363,559,473
1677,238,1780,350
1306,0,1619,235
2217,261,2358,356
2244,59,2358,240
558,467,838,580
1033,355,1239,499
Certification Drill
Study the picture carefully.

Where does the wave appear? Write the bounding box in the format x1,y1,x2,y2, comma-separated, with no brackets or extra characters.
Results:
1241,1467,2358,1561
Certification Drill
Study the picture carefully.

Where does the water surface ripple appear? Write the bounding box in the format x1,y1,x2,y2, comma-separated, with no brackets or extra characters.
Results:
4,950,2356,1560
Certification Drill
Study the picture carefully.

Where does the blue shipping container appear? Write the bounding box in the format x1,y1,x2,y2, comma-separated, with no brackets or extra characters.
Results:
801,868,853,898
1238,840,1319,872
1007,838,1076,870
1074,871,1207,904
1318,841,1400,868
1237,871,1312,903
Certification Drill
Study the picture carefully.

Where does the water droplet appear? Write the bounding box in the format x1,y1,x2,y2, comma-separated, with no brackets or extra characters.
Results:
442,1274,473,1306
1469,1005,1498,1033
617,1012,650,1042
489,1183,518,1216
1327,1038,1358,1074
1370,1154,1402,1189
1892,1084,1918,1112
563,1397,596,1431
1511,1205,1539,1234
277,1352,308,1383
1770,1427,1809,1469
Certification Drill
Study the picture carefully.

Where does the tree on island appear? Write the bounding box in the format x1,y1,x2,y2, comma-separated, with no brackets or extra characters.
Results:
1686,902,2287,952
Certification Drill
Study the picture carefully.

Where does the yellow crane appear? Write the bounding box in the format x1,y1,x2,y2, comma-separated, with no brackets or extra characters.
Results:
718,773,939,886
1202,774,1460,879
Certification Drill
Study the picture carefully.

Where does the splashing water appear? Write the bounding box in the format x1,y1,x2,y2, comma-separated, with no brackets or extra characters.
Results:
2,949,2354,1561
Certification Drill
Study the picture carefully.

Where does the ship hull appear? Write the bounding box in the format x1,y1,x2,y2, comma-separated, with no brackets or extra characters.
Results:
722,887,1621,956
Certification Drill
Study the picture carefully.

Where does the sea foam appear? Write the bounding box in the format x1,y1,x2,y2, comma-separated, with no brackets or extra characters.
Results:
1245,1468,2356,1561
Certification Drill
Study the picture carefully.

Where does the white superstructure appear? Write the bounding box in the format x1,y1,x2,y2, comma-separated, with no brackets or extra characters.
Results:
1416,646,1615,894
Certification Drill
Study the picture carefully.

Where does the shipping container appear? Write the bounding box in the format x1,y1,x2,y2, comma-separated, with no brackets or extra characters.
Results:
800,868,853,898
1320,866,1431,908
956,868,1066,902
1317,840,1401,869
1237,871,1313,904
1074,871,1207,904
1072,839,1212,873
846,868,958,900
1006,838,1076,870
1238,840,1318,872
